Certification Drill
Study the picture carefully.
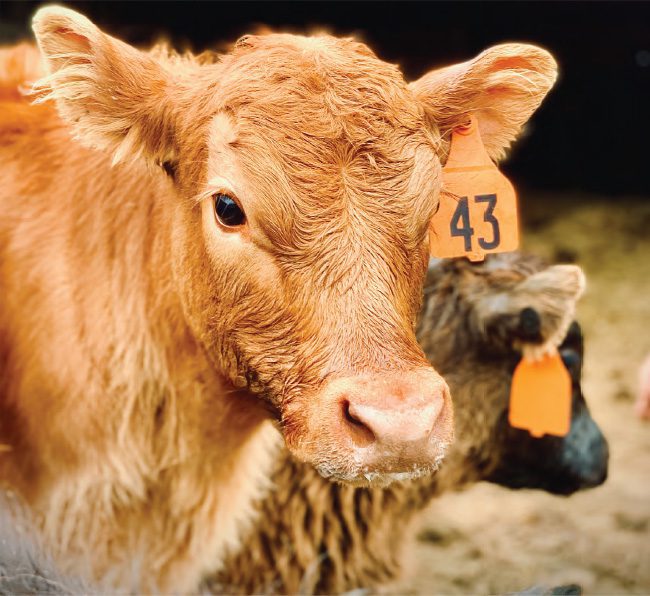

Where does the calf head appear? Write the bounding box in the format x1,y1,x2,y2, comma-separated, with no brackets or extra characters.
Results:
32,8,556,484
419,255,608,494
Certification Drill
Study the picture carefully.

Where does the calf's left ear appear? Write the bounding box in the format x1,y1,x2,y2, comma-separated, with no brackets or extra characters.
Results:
32,6,180,166
410,44,557,161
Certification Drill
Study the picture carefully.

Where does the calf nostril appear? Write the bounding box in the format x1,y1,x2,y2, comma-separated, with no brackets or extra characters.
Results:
341,400,375,446
343,400,361,426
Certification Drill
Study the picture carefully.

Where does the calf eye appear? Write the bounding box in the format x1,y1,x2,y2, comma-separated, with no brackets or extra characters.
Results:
213,193,246,227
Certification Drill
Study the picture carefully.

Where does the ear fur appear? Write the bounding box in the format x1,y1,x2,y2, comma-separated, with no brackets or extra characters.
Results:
410,43,558,161
32,6,178,165
474,264,585,359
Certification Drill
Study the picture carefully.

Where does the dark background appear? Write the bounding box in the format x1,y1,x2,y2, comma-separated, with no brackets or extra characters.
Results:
1,1,649,197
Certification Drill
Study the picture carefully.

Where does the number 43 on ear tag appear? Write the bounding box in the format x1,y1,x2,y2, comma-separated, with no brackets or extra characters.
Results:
430,115,519,262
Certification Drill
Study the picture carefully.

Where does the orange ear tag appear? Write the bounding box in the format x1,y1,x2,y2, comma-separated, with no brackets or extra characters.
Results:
509,350,572,438
430,115,519,262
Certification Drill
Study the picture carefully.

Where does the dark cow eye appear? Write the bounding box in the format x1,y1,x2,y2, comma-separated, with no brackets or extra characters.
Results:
213,193,246,227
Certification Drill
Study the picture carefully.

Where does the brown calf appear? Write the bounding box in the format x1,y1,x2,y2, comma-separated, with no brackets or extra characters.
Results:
0,9,556,590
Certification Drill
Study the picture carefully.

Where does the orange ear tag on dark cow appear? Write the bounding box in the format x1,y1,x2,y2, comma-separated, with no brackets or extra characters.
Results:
430,115,519,262
509,350,572,438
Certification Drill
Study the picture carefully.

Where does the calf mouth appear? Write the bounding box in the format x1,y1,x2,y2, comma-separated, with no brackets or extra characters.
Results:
311,439,451,487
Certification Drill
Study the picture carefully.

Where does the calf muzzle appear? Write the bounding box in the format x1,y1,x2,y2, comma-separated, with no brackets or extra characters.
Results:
319,369,454,483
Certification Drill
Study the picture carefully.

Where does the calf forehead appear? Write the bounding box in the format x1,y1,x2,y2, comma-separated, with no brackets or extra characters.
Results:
211,33,439,250
219,32,428,154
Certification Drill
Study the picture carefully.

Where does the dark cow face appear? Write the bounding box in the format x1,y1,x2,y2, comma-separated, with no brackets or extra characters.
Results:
487,322,609,495
419,256,608,496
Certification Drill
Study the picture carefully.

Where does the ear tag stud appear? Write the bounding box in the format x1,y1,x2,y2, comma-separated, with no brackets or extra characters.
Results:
509,350,572,438
430,115,519,262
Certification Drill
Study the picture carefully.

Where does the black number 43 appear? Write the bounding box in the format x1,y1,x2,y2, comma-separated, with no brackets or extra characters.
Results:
449,194,500,251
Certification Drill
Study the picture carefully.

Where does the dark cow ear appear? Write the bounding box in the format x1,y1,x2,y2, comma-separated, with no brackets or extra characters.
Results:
471,264,585,357
32,6,179,167
409,44,557,161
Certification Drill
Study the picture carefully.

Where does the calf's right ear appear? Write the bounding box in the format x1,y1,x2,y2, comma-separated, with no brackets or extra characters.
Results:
32,6,181,167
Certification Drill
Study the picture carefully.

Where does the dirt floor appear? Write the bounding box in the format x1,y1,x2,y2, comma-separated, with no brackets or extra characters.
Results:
402,193,650,595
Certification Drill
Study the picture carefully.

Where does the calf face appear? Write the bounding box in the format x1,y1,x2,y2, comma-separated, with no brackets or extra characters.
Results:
32,8,556,483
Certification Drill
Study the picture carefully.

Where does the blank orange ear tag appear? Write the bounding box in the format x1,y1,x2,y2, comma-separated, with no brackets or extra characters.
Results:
430,115,519,262
509,350,572,438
